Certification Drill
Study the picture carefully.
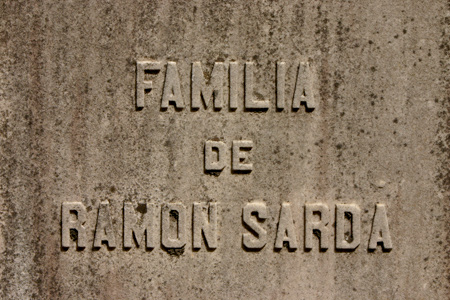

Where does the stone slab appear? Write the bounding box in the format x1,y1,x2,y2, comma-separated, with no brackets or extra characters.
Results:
0,0,449,299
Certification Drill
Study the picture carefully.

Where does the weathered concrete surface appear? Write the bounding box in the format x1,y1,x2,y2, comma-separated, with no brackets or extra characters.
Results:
0,0,449,299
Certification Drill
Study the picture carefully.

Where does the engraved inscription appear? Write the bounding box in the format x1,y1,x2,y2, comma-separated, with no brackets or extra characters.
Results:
276,61,286,110
274,202,298,251
136,61,161,110
161,203,186,249
242,202,267,250
232,140,253,173
244,62,270,110
161,62,184,109
229,61,239,110
123,202,157,249
292,62,315,110
335,204,361,250
204,140,253,173
61,202,87,249
191,62,224,110
93,201,117,249
304,203,330,251
136,60,316,111
204,140,227,172
193,202,218,250
368,204,393,251
61,201,392,253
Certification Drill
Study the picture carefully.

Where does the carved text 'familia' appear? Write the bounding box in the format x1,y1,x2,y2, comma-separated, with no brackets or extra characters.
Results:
136,61,316,111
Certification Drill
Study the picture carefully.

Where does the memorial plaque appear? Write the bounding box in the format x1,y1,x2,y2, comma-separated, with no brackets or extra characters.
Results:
1,1,449,299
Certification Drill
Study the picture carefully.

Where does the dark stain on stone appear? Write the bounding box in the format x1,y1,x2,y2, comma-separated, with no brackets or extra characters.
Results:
170,209,179,221
69,229,78,242
166,246,185,256
136,203,147,214
206,170,221,177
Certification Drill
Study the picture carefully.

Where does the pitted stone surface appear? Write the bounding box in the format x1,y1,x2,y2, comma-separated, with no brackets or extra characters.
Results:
0,1,449,299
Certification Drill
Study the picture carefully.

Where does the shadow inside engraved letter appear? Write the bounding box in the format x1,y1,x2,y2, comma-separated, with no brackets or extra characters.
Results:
61,229,85,252
161,245,185,257
291,103,315,113
160,103,184,112
303,229,328,253
368,242,392,253
192,232,217,253
231,168,252,175
274,241,297,253
92,240,116,252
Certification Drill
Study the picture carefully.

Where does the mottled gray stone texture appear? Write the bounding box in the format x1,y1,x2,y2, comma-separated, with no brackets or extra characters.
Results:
0,0,449,299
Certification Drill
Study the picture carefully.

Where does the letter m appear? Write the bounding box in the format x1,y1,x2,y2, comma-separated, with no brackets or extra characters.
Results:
191,62,224,110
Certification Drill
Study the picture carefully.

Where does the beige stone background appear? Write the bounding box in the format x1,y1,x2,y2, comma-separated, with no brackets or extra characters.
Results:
0,0,449,299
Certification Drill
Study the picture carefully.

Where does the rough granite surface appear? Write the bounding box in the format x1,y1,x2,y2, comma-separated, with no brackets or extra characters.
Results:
0,0,449,299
